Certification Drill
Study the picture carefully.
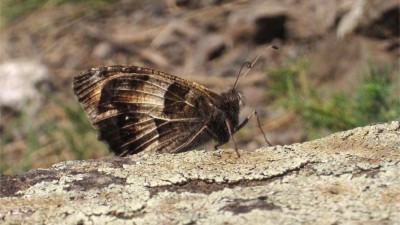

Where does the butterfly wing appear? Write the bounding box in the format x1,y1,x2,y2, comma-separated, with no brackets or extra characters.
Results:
73,65,220,156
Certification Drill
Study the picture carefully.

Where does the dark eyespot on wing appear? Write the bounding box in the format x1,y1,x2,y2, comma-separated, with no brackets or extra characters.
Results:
163,82,191,116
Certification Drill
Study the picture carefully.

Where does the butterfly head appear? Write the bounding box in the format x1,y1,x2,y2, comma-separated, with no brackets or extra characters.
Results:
220,89,244,129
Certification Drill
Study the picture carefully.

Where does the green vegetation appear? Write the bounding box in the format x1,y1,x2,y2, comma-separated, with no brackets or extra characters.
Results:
0,95,108,174
267,59,399,139
0,0,119,27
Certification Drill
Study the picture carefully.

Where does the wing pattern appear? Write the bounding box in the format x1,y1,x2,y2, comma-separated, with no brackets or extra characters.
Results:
73,65,220,156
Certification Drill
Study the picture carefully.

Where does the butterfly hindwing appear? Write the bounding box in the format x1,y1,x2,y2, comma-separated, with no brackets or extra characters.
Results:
73,65,219,155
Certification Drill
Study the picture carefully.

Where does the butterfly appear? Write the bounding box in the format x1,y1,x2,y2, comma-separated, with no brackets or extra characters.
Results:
73,64,270,157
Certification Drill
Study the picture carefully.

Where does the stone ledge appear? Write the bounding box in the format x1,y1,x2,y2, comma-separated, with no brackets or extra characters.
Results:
1,121,399,224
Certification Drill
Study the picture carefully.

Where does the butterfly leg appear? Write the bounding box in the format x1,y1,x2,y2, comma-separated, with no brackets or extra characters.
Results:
226,119,240,157
206,129,222,150
173,124,210,153
213,119,240,157
235,110,271,146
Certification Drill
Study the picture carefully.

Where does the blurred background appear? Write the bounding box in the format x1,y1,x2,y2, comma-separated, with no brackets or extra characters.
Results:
0,0,399,174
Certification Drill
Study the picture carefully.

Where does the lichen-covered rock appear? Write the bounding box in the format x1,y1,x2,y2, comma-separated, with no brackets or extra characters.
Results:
1,121,399,224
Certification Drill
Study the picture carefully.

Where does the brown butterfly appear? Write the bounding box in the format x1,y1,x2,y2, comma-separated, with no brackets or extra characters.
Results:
73,64,270,157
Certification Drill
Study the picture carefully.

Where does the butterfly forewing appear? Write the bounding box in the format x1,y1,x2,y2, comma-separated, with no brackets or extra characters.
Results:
73,65,220,156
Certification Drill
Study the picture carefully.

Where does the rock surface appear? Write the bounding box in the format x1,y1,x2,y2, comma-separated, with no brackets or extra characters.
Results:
1,120,399,224
0,59,49,113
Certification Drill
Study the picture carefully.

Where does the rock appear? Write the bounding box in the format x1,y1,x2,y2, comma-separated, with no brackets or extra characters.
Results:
285,0,338,41
337,0,399,38
92,42,114,59
0,59,50,113
1,120,399,224
226,0,344,44
189,34,227,69
227,3,287,44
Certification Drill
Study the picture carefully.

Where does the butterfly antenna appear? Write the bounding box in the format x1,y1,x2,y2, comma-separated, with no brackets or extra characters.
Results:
232,62,251,91
232,45,278,91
